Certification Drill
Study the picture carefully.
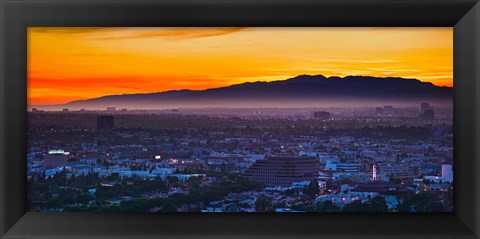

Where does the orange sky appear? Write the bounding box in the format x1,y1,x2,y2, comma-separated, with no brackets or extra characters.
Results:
28,27,453,105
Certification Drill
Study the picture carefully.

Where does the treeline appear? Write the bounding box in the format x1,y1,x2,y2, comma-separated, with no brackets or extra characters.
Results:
66,174,262,212
315,191,451,212
95,177,168,201
27,171,168,211
27,171,100,210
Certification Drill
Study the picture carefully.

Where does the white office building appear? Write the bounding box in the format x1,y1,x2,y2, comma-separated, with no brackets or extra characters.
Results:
441,164,453,183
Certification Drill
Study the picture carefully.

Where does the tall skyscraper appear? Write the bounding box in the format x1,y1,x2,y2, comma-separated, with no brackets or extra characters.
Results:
383,106,394,115
419,109,435,120
97,115,114,130
420,102,431,113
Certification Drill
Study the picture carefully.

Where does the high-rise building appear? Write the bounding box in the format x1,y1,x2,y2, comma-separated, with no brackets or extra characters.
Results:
375,107,384,114
44,150,69,168
62,108,69,112
420,102,433,113
372,164,377,180
244,156,319,186
313,111,330,120
419,109,435,120
383,106,394,115
97,115,114,130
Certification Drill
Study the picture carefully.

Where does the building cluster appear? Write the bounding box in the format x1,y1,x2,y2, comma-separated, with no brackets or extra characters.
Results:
27,103,453,212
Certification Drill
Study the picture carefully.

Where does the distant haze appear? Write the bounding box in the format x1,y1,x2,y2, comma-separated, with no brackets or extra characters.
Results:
30,74,453,111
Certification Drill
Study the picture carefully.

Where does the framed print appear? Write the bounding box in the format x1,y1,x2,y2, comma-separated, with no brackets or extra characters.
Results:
1,0,479,238
25,26,455,213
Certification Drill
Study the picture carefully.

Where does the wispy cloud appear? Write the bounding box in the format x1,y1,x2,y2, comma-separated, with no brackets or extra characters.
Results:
91,27,246,41
360,59,399,64
29,27,246,41
29,27,110,34
302,57,400,64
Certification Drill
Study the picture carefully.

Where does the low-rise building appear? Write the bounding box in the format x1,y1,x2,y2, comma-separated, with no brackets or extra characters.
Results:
44,150,69,168
244,156,319,186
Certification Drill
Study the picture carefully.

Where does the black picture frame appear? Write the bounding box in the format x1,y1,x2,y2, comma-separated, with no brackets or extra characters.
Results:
1,0,479,238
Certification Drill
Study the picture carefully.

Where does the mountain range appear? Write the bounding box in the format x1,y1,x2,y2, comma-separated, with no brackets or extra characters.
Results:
54,74,452,109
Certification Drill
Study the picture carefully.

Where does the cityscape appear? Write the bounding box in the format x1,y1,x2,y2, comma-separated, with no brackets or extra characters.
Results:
27,27,453,212
27,102,453,212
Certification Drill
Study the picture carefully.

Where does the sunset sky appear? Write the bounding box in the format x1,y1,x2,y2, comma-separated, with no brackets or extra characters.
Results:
28,27,453,105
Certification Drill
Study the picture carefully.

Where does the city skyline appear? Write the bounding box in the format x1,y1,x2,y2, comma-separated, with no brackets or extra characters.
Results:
27,107,454,213
27,28,454,212
28,27,453,105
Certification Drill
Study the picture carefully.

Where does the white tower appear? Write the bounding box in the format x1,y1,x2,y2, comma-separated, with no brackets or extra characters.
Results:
372,164,377,180
441,164,453,183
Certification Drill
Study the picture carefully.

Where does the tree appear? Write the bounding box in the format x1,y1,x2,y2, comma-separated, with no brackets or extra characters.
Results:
369,196,388,212
58,191,77,205
188,176,201,189
168,176,179,185
397,192,448,212
342,201,372,212
325,178,338,191
342,197,389,212
284,189,296,197
303,179,320,199
105,173,120,182
76,194,94,204
31,191,44,202
172,182,184,189
45,197,61,208
255,194,272,212
120,200,144,212
316,201,341,212
161,202,177,212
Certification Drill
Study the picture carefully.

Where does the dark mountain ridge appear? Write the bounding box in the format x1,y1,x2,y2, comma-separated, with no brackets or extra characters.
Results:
52,74,452,109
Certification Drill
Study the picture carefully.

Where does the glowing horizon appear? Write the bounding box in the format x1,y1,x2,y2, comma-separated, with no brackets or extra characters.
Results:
28,27,453,105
